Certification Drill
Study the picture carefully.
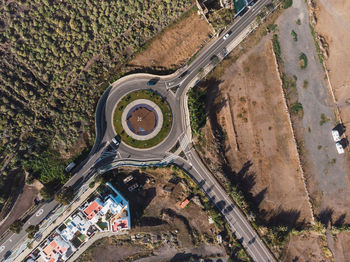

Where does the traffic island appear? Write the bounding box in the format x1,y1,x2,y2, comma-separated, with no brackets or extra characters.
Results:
113,90,172,148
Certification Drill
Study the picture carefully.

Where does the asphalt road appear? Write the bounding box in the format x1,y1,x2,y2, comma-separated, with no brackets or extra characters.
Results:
0,1,276,261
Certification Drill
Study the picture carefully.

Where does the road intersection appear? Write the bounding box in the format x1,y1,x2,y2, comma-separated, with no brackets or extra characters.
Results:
1,1,276,261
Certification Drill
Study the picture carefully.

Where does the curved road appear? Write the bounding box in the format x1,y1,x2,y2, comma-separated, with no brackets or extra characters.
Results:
0,1,276,261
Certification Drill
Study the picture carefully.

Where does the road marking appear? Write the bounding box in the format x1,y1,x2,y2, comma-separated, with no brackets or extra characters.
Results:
36,208,44,217
161,154,178,164
180,134,189,151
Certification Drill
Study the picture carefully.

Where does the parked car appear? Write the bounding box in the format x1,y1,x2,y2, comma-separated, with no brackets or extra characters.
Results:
335,142,345,154
332,129,341,142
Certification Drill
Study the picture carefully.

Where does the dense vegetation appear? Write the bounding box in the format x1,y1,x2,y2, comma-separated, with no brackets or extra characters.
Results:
187,86,207,134
0,0,193,212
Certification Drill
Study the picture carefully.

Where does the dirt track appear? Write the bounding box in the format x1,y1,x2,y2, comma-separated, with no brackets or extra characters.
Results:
313,0,350,139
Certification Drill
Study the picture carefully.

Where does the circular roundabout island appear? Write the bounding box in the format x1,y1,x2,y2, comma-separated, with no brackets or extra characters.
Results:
113,90,172,149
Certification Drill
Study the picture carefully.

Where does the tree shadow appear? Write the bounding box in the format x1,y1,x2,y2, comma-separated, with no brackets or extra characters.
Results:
334,214,346,227
266,208,303,229
317,207,334,227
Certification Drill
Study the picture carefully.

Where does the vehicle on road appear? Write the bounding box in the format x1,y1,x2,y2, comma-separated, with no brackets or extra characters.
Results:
223,31,231,40
332,129,341,142
146,78,160,86
112,135,120,146
179,70,188,79
3,250,11,260
65,162,76,172
336,142,345,154
248,0,255,8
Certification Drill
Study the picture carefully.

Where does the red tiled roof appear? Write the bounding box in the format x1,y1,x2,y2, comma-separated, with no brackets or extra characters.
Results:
180,199,190,209
43,240,58,256
84,201,101,218
112,219,128,232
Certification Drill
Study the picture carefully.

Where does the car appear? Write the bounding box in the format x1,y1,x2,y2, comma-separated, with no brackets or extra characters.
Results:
112,135,120,146
146,78,159,86
4,250,12,260
332,129,341,142
179,70,188,79
248,0,255,8
223,33,230,40
335,142,345,154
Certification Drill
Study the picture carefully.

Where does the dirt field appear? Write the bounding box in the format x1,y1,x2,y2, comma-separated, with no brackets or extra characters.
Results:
282,231,332,262
212,36,312,224
129,10,213,70
330,231,350,262
77,167,232,262
313,0,350,137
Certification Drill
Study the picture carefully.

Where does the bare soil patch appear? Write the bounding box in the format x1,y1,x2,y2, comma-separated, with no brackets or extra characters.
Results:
129,10,213,70
212,37,312,224
331,231,350,262
0,183,40,235
313,0,350,137
282,232,331,262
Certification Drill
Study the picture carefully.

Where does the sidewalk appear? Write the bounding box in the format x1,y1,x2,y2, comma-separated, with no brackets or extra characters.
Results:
14,179,100,262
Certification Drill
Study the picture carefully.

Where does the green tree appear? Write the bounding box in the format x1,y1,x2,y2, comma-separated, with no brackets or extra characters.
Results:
26,224,39,239
9,219,24,234
54,186,75,205
40,186,55,200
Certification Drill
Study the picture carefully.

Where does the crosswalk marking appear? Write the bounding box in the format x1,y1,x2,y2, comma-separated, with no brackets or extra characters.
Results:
180,134,189,151
161,154,178,164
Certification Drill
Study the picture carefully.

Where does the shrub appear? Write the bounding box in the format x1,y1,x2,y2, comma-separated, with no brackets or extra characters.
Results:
291,102,303,116
299,53,308,69
272,34,281,62
291,30,298,41
187,86,207,134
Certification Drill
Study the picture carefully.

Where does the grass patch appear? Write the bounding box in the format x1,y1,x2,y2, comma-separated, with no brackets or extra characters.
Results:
267,24,278,32
309,23,324,65
319,113,330,126
303,80,309,89
291,30,298,41
113,90,172,148
282,74,297,90
296,19,301,25
283,0,293,9
272,34,281,62
299,53,308,69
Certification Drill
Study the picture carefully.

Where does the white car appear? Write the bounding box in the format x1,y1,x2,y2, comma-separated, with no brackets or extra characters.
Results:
335,142,345,154
223,33,230,40
112,135,120,146
332,130,341,142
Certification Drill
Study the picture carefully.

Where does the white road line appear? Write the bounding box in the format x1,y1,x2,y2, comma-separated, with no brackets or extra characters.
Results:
180,134,189,151
36,209,43,217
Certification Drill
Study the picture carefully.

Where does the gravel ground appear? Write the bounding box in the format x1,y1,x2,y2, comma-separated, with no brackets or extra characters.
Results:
276,0,350,219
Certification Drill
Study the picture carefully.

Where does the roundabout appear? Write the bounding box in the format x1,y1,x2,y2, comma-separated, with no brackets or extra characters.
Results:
113,90,172,149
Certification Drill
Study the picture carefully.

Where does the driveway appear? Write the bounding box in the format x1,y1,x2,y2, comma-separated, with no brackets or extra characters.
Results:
276,0,350,220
